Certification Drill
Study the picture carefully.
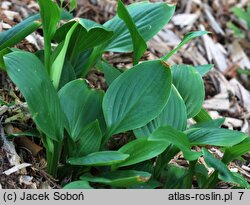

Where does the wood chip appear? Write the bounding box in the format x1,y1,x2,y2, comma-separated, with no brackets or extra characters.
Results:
230,40,250,69
224,117,243,129
229,78,250,113
2,10,18,21
200,25,228,72
0,105,8,115
242,165,250,172
172,13,199,28
1,123,21,166
203,93,230,111
1,1,12,10
3,163,32,175
204,4,225,35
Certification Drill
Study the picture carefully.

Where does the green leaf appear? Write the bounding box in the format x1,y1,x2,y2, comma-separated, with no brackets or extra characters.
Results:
194,163,208,188
96,60,122,86
193,108,212,122
0,48,12,70
163,165,192,189
148,126,201,161
37,0,60,41
190,118,225,129
186,128,248,147
194,64,214,76
103,2,175,52
103,60,172,137
58,79,105,140
63,180,92,189
117,0,147,65
0,10,72,53
232,7,250,29
4,52,65,141
83,2,175,75
68,151,129,166
73,49,93,77
80,170,151,187
162,31,209,61
116,138,169,168
134,85,187,138
223,138,250,164
202,148,249,187
58,60,76,89
69,0,77,12
172,64,205,118
54,19,113,63
37,0,61,71
0,14,41,51
237,68,250,76
67,120,102,157
51,23,78,89
227,22,245,38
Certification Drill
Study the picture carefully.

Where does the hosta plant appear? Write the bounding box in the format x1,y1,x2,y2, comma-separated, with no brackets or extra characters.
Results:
1,0,250,189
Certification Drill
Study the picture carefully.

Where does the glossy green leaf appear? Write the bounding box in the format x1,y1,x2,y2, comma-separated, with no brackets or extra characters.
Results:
194,163,208,188
68,151,129,166
134,85,187,138
58,79,105,140
58,60,76,89
117,0,147,65
103,2,175,52
223,138,250,164
103,60,172,137
186,128,248,147
54,19,113,62
63,180,92,189
116,138,169,168
0,10,72,53
73,49,93,77
0,14,41,51
37,0,60,41
194,64,214,76
172,64,205,118
67,120,102,157
148,126,201,161
162,31,209,61
51,23,78,89
163,165,192,189
80,170,151,187
4,52,65,141
0,48,12,70
83,2,175,75
37,0,61,71
190,118,225,129
202,148,249,187
96,60,122,86
193,108,212,122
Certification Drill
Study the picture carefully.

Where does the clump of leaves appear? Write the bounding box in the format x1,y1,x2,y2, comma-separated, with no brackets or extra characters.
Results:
1,0,250,189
